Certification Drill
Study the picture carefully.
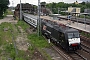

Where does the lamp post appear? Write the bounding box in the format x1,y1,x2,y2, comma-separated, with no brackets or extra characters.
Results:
20,0,22,20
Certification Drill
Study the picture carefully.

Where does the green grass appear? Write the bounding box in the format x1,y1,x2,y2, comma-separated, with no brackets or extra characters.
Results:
27,34,51,60
0,22,21,60
0,23,13,45
0,23,15,59
17,21,30,31
80,31,90,38
28,34,50,49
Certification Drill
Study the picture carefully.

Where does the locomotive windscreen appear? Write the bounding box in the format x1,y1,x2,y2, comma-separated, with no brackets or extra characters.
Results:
68,32,79,39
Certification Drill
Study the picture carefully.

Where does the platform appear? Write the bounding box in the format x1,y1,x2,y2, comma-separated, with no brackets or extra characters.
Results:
58,20,90,33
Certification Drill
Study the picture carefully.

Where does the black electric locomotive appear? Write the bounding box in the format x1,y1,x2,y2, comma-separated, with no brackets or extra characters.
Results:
41,19,81,51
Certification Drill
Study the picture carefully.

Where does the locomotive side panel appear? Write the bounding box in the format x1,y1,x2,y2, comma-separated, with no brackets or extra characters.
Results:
51,28,59,42
58,32,68,50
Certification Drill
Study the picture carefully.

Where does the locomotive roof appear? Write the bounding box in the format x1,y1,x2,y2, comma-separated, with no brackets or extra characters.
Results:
53,25,78,33
41,16,78,33
65,28,78,33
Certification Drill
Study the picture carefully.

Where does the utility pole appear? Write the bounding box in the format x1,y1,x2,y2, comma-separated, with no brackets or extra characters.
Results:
37,0,41,36
20,0,22,20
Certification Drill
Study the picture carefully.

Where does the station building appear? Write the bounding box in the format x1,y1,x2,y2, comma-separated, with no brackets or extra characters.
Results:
68,7,80,16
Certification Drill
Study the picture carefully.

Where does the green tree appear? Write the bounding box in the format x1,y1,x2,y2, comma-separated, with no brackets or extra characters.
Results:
81,1,86,5
86,2,90,8
0,0,9,18
46,1,90,14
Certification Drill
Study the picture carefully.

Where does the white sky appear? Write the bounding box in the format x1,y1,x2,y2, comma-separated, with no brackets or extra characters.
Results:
9,0,86,7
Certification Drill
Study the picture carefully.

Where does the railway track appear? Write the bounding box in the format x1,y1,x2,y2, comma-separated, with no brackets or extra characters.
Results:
51,44,73,60
71,18,90,25
58,16,90,25
43,35,87,60
81,43,90,54
50,40,89,60
80,35,90,43
42,35,72,60
80,35,90,54
69,51,87,60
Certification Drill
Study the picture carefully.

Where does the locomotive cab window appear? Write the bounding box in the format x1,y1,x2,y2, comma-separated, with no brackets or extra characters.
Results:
68,32,79,39
74,33,79,38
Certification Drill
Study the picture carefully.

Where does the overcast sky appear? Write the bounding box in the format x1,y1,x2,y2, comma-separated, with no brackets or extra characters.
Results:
9,0,89,7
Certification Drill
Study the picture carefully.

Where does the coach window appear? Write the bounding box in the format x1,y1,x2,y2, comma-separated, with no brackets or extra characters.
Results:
30,19,31,21
33,20,35,24
35,21,36,24
31,19,33,22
